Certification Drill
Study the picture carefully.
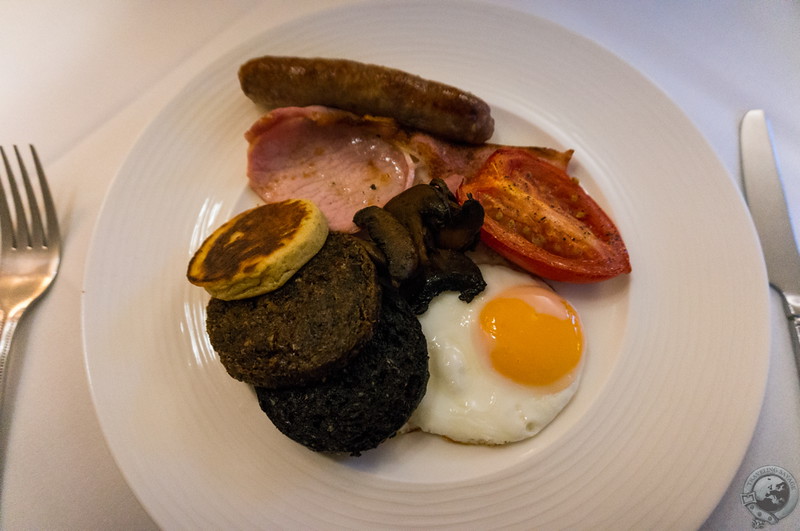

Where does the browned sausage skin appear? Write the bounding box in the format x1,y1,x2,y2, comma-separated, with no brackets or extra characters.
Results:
238,55,495,145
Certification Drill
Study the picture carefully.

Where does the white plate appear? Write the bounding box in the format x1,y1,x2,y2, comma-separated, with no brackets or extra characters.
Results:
82,1,769,528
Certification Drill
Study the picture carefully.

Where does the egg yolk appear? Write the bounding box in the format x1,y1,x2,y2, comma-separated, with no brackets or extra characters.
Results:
479,288,583,388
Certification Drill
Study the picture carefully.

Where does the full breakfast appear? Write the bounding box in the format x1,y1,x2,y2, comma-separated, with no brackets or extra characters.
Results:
187,55,631,456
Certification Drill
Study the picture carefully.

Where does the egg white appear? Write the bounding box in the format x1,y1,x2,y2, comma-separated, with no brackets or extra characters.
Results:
407,263,584,445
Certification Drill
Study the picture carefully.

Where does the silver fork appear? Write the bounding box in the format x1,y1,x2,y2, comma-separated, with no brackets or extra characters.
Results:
0,145,61,403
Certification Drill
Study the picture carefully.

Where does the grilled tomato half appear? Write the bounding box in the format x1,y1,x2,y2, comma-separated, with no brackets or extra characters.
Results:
457,148,630,283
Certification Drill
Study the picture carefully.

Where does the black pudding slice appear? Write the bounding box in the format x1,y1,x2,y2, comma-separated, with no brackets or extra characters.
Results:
255,287,429,456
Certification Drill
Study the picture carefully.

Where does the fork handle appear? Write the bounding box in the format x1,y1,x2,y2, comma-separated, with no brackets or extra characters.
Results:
0,307,24,406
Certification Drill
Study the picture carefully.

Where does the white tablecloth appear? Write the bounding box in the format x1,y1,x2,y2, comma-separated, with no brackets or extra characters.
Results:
1,1,798,529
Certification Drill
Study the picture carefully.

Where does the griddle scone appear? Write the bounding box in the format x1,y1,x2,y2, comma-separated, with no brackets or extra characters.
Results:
256,286,429,455
206,232,381,388
187,199,328,300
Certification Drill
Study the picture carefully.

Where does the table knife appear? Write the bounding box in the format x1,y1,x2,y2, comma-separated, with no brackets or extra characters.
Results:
740,109,800,374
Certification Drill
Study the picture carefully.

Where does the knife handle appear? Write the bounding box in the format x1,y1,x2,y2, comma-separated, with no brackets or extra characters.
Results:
791,316,800,373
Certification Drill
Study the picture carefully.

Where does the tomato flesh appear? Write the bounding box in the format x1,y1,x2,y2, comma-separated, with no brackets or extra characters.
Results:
457,148,631,283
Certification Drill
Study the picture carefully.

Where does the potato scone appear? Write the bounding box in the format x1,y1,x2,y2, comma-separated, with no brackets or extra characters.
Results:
205,232,381,388
256,286,428,455
187,199,328,300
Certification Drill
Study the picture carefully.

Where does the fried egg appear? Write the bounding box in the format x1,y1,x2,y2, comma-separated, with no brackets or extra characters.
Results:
407,263,584,445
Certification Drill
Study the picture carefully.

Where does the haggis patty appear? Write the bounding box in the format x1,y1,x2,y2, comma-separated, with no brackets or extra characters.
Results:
205,232,381,389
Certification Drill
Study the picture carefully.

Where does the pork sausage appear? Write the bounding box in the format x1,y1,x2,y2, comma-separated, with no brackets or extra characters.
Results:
238,55,495,144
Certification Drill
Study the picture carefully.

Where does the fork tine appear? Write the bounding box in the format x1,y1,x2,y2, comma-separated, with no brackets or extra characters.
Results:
0,150,13,250
14,145,46,248
29,145,59,249
1,146,30,248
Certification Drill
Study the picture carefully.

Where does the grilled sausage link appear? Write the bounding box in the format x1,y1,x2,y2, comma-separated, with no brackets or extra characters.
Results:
238,55,494,145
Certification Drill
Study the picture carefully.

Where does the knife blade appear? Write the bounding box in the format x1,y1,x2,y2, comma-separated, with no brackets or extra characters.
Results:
740,109,800,370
